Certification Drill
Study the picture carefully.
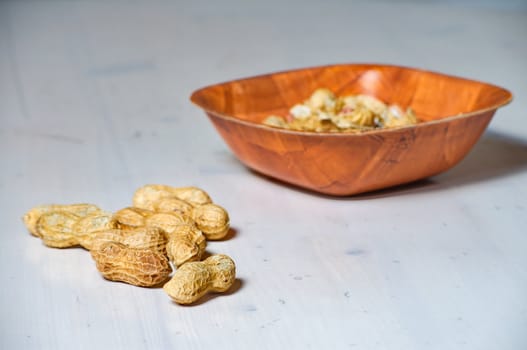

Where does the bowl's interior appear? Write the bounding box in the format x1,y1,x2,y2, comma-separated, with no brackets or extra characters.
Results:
191,64,512,125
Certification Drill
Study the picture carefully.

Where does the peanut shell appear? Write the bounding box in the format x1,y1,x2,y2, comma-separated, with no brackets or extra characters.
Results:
72,212,116,236
165,224,206,267
163,254,236,304
80,226,167,254
191,204,230,240
23,203,102,237
36,211,82,248
153,197,194,216
113,207,152,230
144,212,196,237
91,242,172,287
133,184,212,209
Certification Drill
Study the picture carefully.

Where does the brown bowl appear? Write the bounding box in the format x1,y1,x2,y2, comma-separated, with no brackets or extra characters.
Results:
190,64,512,196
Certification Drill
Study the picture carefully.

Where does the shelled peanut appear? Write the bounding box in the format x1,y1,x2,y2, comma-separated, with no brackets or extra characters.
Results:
22,184,237,304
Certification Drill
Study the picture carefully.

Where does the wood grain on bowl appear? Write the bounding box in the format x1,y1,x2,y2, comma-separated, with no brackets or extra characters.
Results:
191,64,512,196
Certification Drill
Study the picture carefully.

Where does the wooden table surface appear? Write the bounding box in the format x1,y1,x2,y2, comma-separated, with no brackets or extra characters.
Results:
1,1,526,349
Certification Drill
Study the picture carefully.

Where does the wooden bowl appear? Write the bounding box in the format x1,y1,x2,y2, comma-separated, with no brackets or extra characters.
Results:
190,64,512,196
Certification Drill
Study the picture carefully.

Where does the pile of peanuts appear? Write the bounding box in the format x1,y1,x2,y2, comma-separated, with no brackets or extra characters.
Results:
263,88,418,132
23,185,236,305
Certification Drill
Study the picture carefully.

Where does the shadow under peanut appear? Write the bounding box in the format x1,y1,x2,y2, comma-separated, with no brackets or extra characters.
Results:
172,278,245,307
216,227,238,241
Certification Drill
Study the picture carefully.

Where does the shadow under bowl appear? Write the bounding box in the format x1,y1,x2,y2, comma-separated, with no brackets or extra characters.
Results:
191,63,512,196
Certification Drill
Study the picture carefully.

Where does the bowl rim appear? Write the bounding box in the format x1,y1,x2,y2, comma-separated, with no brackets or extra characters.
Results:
190,63,513,137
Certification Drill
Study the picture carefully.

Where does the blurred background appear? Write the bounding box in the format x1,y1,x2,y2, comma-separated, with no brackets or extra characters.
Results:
2,0,526,203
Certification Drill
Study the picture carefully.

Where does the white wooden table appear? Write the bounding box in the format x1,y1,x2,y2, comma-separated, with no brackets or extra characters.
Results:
1,1,526,349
